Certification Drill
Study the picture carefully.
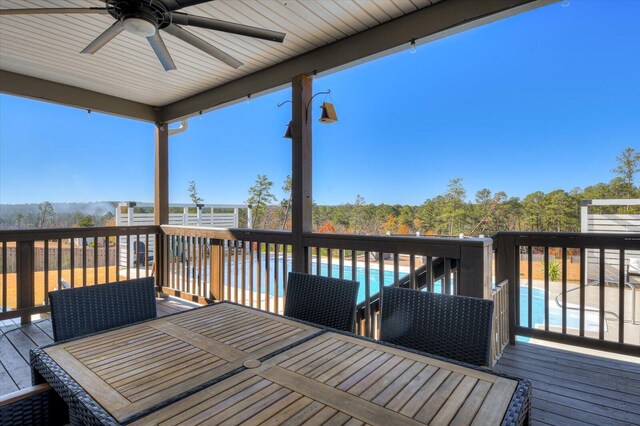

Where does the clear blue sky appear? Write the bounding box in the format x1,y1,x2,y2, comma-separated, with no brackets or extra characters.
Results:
1,0,638,206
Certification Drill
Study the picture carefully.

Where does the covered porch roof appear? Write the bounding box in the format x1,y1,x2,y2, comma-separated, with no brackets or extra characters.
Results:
0,0,553,123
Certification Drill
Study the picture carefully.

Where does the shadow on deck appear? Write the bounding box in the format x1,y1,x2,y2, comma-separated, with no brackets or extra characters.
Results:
0,297,197,396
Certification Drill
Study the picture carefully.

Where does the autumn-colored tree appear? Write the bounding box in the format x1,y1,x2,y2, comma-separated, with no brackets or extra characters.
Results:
317,220,337,233
397,224,411,234
382,214,398,233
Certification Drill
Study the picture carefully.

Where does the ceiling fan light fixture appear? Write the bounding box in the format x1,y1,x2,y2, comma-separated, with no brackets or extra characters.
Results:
123,17,156,37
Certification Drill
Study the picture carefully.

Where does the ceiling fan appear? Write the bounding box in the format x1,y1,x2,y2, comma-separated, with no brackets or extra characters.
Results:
0,0,286,71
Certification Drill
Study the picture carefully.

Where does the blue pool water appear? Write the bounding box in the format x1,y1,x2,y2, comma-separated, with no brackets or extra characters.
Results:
218,256,578,338
221,255,443,303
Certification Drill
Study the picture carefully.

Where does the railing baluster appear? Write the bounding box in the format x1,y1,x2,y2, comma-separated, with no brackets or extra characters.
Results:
599,248,605,340
249,242,254,308
256,242,262,310
283,245,288,305
134,234,139,280
242,241,248,306
145,233,150,278
528,246,533,329
579,247,585,337
199,237,204,297
351,250,357,282
327,248,332,278
364,252,371,338
544,246,549,331
2,243,7,313
226,239,231,301
44,240,49,303
378,252,384,292
339,249,345,279
266,243,271,312
394,254,400,288
70,238,75,287
561,247,567,334
409,254,416,290
619,249,625,343
203,238,208,299
444,258,451,294
93,237,98,285
104,238,109,284
425,256,433,292
274,243,279,313
126,234,131,281
316,246,321,276
234,240,239,303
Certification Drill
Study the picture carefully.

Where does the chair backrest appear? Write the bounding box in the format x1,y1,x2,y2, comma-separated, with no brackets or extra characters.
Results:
380,286,494,366
284,272,360,332
49,277,157,342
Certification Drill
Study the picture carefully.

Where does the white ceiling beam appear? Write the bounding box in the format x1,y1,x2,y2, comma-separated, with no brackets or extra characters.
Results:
0,70,160,123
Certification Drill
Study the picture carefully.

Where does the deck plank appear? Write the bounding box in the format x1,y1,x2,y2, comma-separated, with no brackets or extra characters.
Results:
494,341,640,426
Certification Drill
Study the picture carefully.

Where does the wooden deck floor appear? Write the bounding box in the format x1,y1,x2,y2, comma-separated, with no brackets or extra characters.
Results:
494,342,640,426
0,297,196,396
1,305,638,425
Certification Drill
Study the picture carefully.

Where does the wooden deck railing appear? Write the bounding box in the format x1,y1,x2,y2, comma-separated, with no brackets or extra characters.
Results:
494,231,640,356
0,226,159,323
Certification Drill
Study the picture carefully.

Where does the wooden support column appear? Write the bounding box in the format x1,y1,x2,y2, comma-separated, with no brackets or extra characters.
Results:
16,241,34,325
154,123,169,290
291,74,313,273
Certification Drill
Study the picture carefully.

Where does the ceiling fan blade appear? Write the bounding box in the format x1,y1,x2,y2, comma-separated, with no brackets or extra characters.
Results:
163,24,243,69
0,8,108,15
170,12,285,43
81,21,124,54
147,32,177,71
161,0,216,12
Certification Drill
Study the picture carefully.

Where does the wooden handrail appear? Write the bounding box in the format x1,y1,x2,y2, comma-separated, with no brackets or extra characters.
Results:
161,225,293,244
0,225,160,242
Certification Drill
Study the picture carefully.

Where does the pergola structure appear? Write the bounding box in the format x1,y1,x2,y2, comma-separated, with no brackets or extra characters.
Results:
1,0,553,275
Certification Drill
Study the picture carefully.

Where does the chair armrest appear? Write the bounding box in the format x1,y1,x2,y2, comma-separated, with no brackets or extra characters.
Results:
0,383,51,407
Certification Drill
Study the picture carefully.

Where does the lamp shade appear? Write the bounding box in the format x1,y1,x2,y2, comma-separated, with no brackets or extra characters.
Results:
283,121,293,139
319,102,338,123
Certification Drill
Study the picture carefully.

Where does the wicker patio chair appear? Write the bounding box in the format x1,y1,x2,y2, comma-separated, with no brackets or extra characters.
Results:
0,384,68,426
284,272,360,332
49,277,157,342
380,286,494,366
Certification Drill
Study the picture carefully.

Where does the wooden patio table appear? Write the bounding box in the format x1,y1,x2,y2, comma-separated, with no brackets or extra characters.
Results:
30,302,530,425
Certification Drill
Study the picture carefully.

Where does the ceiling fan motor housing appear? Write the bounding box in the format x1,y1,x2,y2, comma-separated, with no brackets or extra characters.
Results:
107,0,171,36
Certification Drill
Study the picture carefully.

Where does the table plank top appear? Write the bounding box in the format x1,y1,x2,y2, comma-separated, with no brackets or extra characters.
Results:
133,332,519,426
43,303,319,423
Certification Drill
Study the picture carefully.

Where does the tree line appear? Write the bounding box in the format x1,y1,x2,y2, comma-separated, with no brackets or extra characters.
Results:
244,147,640,236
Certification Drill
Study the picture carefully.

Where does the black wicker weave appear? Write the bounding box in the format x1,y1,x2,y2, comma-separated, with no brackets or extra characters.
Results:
284,272,360,332
380,286,494,367
0,384,68,426
48,277,157,342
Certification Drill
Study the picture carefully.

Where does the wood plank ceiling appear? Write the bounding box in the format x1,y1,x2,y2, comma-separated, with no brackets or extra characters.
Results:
0,0,440,107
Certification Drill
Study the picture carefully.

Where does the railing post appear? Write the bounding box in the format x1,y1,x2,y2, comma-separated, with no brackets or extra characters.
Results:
290,74,313,273
209,239,224,301
457,239,493,299
495,233,517,345
16,240,34,325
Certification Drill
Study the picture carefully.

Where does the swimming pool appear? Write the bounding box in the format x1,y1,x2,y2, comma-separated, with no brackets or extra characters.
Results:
219,256,586,337
517,287,600,341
